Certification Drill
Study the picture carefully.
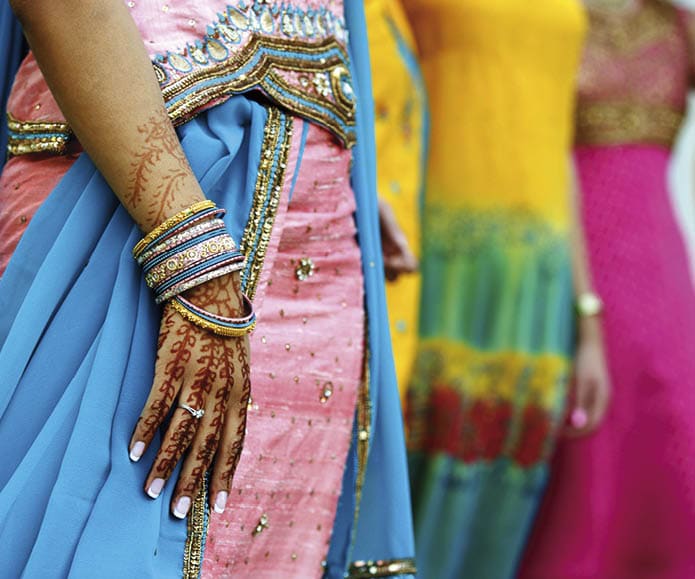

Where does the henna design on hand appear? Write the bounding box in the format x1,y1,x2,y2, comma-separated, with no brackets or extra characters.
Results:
218,336,252,489
126,112,193,227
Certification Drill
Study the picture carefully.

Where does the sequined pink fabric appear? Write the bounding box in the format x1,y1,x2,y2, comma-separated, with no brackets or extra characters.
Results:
0,154,76,275
577,0,692,113
200,122,364,578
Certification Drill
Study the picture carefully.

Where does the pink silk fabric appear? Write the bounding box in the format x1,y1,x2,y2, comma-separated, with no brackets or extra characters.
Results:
0,154,76,275
520,2,695,577
201,122,364,578
521,145,695,579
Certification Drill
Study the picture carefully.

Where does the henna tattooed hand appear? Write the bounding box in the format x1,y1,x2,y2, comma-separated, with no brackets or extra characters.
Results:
128,272,251,519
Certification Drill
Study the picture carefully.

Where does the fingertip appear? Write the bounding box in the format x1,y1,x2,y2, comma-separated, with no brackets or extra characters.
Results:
146,478,165,499
213,490,228,514
173,496,192,519
570,408,588,429
129,441,146,462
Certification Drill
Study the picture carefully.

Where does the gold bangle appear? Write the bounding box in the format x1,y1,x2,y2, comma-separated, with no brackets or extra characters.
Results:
169,299,256,337
132,200,216,258
576,292,603,318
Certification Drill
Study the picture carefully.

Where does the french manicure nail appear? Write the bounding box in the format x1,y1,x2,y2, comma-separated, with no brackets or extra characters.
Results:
147,478,165,499
214,491,228,514
571,408,588,429
129,441,145,462
174,496,191,519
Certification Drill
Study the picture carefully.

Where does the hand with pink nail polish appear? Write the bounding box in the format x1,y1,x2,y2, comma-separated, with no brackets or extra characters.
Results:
128,273,250,519
565,316,611,437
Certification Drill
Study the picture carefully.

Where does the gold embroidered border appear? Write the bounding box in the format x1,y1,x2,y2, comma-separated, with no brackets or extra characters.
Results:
6,113,72,156
576,102,683,147
239,106,294,299
161,36,355,147
182,108,292,577
353,341,372,530
349,558,418,578
182,476,208,579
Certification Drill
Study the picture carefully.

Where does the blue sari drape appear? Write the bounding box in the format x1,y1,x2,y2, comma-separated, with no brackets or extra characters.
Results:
0,3,27,169
0,2,415,577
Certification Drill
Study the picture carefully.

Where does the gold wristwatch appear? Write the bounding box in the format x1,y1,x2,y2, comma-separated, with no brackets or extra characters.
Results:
576,292,603,318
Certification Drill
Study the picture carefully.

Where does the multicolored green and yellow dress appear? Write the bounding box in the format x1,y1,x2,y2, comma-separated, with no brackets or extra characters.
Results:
366,0,427,396
402,0,585,577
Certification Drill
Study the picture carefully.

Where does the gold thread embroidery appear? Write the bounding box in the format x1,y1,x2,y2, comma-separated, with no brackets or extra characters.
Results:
8,37,353,157
182,476,208,579
576,102,683,147
161,36,355,147
7,113,72,156
352,340,372,532
239,106,294,299
348,558,418,578
586,0,676,53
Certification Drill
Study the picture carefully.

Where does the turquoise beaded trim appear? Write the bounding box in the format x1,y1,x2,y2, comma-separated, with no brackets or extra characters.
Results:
8,2,357,158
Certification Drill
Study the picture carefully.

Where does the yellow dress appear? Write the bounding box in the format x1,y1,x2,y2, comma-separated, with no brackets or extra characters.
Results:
401,0,586,577
366,0,427,396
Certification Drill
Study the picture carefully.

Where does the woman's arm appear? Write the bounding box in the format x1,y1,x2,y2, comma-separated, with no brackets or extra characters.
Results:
10,0,202,230
567,160,611,436
11,0,249,519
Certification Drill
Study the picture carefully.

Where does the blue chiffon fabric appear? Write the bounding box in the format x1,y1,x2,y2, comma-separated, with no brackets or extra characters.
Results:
0,3,415,577
0,3,27,168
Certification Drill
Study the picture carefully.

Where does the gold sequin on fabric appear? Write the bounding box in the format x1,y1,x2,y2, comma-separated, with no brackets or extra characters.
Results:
252,513,270,536
239,107,294,299
182,477,209,579
6,113,72,156
576,102,683,147
295,257,315,281
348,558,418,578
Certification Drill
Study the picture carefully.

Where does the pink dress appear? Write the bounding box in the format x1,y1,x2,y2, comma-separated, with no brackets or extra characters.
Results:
520,2,695,578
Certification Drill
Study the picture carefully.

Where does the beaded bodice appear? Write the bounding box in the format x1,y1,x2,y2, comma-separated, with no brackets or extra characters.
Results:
7,0,356,155
577,0,694,146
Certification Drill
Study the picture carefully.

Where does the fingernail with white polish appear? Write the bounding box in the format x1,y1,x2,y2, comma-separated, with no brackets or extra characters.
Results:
129,441,145,462
174,496,191,519
147,478,165,499
214,491,228,514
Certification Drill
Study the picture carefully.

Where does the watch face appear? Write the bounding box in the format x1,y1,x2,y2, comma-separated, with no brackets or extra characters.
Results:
578,293,603,317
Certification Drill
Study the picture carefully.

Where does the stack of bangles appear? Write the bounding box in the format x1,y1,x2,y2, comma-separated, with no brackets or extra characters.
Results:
133,200,255,337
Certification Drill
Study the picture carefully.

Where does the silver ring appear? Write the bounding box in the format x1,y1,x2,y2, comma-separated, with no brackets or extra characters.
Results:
179,404,205,419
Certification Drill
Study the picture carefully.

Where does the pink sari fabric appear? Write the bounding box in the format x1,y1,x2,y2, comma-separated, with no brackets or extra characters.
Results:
0,154,76,274
201,122,364,578
521,146,695,578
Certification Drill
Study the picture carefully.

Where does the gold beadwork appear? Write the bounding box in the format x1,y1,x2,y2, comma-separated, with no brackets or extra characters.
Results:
182,477,208,579
295,257,315,281
7,113,72,156
239,108,294,299
575,102,683,148
252,513,270,536
348,558,418,578
319,382,333,404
